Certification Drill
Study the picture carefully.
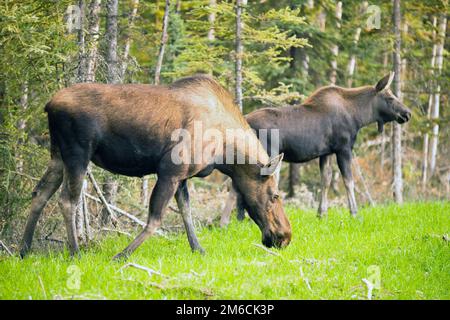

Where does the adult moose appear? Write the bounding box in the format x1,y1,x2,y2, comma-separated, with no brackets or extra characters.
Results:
221,73,411,224
20,75,291,260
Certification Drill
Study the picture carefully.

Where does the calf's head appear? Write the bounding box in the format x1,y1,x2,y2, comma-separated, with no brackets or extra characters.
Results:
373,72,412,133
233,154,292,248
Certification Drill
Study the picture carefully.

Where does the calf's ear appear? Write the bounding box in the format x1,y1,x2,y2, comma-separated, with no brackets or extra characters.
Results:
375,72,395,92
259,153,284,176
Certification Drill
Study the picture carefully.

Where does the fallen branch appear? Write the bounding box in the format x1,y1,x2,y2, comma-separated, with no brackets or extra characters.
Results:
362,278,374,300
299,266,312,292
102,227,132,237
85,193,145,227
0,240,13,256
352,157,375,206
38,276,48,299
39,237,64,244
86,169,118,226
252,243,281,257
119,277,166,289
119,262,168,278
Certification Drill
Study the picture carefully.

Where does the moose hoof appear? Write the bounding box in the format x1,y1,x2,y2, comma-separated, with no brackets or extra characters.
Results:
112,252,129,262
19,249,28,259
317,211,327,219
192,246,205,255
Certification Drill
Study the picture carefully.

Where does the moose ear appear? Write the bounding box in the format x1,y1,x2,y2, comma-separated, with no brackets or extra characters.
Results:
260,153,284,176
375,72,395,92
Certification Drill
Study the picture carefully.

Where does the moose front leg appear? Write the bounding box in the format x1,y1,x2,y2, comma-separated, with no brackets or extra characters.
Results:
113,176,179,260
336,149,358,216
236,189,246,221
175,180,204,254
318,154,332,218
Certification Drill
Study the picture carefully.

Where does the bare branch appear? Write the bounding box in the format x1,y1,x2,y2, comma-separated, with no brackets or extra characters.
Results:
84,192,145,227
119,262,168,278
102,227,132,237
86,170,119,226
0,240,13,256
252,243,282,257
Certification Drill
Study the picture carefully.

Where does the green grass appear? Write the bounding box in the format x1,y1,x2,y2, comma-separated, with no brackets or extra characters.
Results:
1,202,449,300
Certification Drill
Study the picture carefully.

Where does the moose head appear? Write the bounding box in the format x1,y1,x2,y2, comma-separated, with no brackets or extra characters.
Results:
373,72,412,133
232,153,292,248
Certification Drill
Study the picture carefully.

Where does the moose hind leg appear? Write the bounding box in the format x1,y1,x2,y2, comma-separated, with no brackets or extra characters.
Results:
113,176,180,261
317,155,332,218
175,180,204,254
20,158,63,258
336,150,358,216
59,164,88,256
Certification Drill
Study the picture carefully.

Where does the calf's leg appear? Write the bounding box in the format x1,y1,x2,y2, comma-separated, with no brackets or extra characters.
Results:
20,156,63,258
317,155,332,218
175,180,204,253
220,185,237,227
113,176,179,260
336,150,358,216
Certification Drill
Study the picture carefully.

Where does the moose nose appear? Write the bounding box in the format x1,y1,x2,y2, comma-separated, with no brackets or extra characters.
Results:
404,111,412,122
262,231,291,249
397,110,411,124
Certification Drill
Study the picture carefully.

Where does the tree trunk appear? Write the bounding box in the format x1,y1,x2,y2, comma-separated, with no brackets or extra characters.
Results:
74,0,88,241
346,0,367,88
102,0,120,224
330,1,342,85
85,0,102,82
76,0,86,83
208,0,216,42
421,16,437,187
121,0,139,80
380,51,389,169
301,1,313,80
16,82,28,173
429,13,447,177
154,0,170,85
235,0,245,111
392,0,403,203
142,0,170,206
328,2,342,194
105,0,120,84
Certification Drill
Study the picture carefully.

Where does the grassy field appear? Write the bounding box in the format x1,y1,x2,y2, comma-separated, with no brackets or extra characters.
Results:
0,202,449,300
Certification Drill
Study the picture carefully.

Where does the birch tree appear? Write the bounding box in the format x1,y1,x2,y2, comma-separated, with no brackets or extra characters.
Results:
421,16,438,187
102,0,120,224
76,0,86,82
142,0,170,206
121,0,139,80
235,0,246,111
330,1,342,85
428,12,447,178
346,2,368,87
154,0,170,85
208,0,216,42
85,0,102,82
105,0,120,84
392,0,403,203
